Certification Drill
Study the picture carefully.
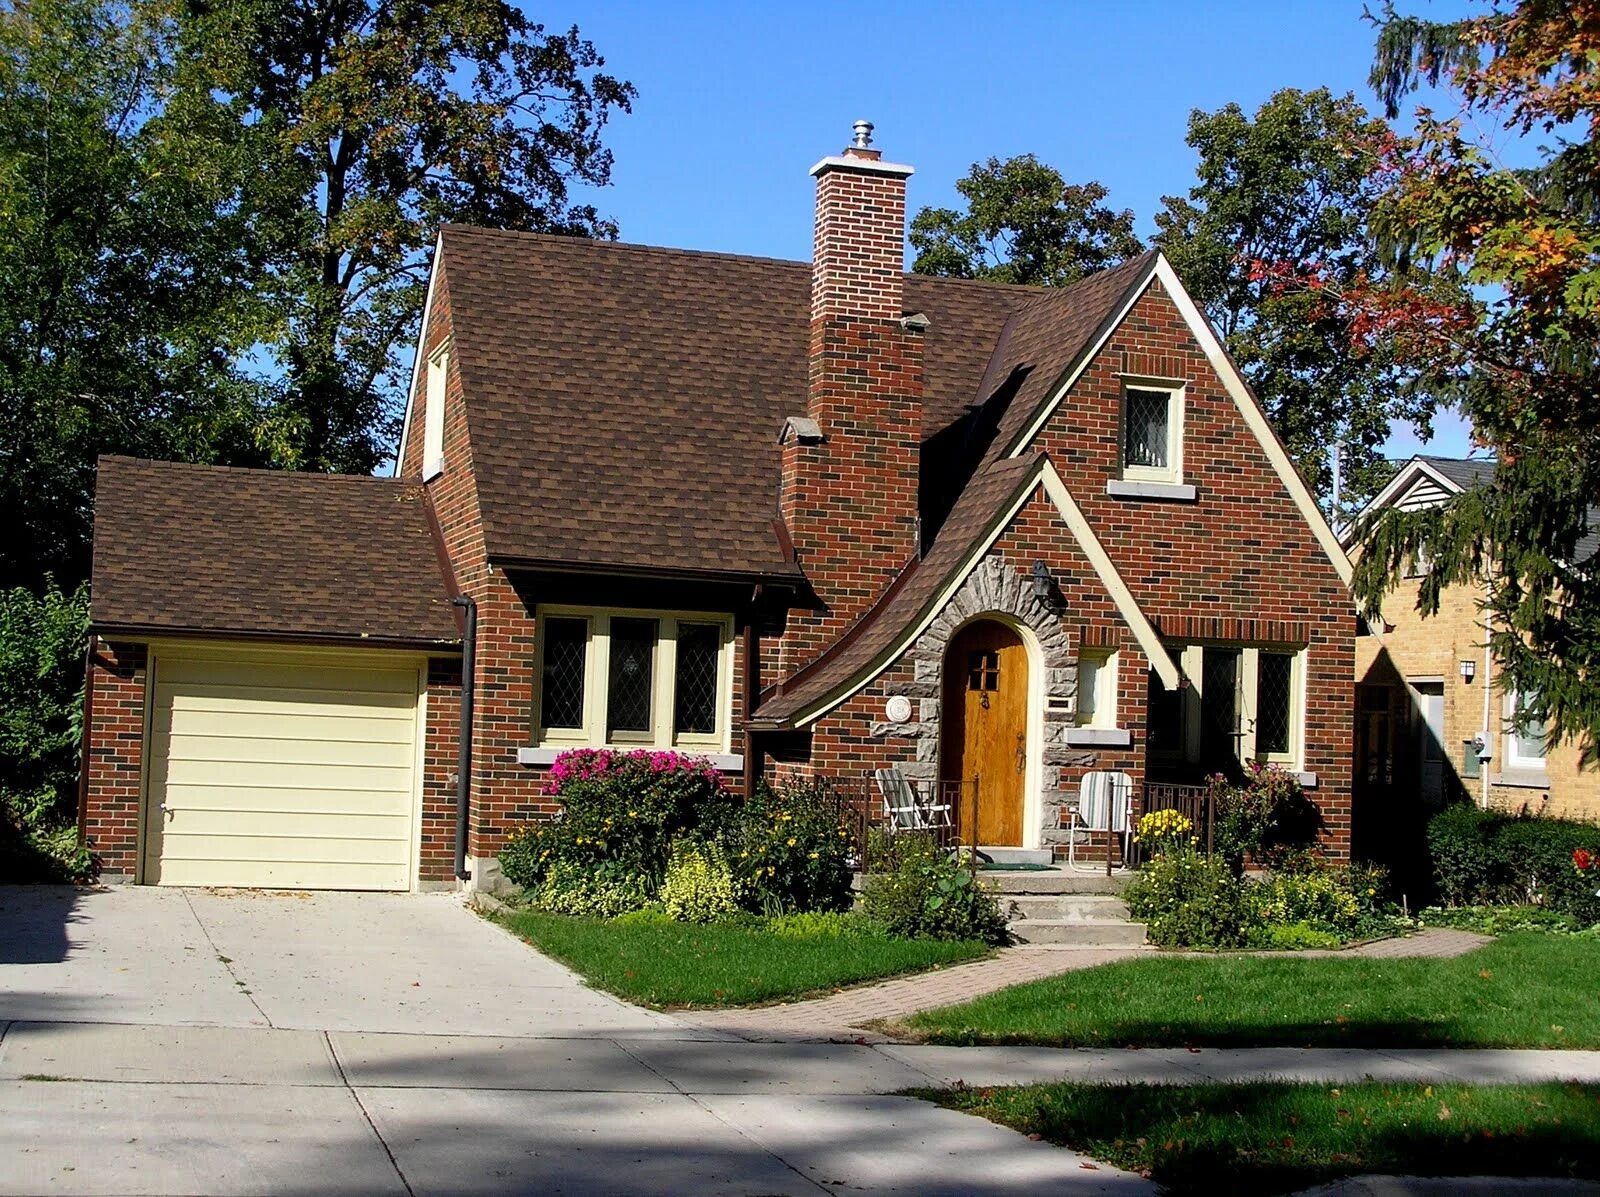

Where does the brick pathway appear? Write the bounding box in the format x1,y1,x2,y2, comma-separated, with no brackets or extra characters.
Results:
680,928,1493,1043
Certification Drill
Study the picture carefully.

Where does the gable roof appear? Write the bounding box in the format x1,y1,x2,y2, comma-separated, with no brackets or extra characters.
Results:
91,456,460,648
417,227,1154,579
1417,454,1498,491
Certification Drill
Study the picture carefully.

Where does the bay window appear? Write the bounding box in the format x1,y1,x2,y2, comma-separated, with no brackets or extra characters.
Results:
535,608,734,751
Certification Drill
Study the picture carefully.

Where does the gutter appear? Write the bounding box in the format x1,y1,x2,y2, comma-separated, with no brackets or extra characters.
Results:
451,595,477,881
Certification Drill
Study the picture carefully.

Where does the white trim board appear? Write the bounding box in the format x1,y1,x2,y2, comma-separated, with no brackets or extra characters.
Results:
783,456,1181,728
393,231,445,476
1003,252,1354,588
1341,457,1469,547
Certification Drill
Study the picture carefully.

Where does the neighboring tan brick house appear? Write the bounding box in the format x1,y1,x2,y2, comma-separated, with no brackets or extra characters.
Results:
1350,456,1600,864
80,125,1357,890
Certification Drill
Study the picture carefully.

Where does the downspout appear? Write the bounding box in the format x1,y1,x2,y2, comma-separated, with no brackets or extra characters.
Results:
742,584,765,800
451,595,477,881
1480,577,1493,808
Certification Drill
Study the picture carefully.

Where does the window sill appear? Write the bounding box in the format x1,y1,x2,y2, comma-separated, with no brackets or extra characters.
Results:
1292,771,1318,789
517,746,744,772
422,457,443,482
1105,479,1197,502
1492,769,1550,790
1064,727,1132,748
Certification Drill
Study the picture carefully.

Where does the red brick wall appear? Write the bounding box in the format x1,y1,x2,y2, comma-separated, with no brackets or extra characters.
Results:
419,657,462,883
81,640,146,879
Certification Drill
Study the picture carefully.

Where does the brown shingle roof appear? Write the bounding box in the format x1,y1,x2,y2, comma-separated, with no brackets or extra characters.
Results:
438,227,1055,577
753,454,1044,726
91,456,460,647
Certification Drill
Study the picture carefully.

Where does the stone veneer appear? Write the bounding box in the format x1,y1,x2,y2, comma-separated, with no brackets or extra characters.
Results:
867,552,1097,848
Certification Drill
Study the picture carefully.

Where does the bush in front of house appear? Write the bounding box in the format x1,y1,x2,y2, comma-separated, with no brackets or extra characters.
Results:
532,859,655,918
861,833,1011,945
1427,804,1600,923
728,779,855,915
1247,867,1362,942
1207,763,1321,876
1126,844,1254,949
497,748,737,892
658,839,739,923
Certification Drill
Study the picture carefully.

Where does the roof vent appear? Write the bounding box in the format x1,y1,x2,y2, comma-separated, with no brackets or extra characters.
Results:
778,416,825,446
851,119,874,149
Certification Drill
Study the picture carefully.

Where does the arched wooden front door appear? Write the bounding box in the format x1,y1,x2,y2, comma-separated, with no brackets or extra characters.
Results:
941,620,1028,846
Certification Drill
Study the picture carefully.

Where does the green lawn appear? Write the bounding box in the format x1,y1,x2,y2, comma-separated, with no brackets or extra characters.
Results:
923,1081,1600,1196
896,933,1600,1048
496,910,989,1008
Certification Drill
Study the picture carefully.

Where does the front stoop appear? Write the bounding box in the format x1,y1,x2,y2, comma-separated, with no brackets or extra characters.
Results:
986,867,1149,948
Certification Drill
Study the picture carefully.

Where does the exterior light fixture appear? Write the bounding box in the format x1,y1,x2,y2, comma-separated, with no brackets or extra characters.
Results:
1031,560,1057,610
1460,659,1477,683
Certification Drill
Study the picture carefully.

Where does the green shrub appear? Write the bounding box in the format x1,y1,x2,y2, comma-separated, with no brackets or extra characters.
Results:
497,749,737,891
766,910,887,939
611,906,674,928
659,840,738,923
1426,804,1600,923
1418,904,1592,935
1208,764,1320,875
531,859,654,918
861,836,1010,945
1250,868,1362,939
0,582,94,883
729,779,854,914
1247,921,1343,951
1126,846,1254,948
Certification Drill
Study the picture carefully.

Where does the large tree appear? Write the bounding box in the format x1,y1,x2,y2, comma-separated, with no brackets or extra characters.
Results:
171,0,636,473
1154,87,1441,511
910,154,1142,287
1341,1,1600,758
0,0,265,588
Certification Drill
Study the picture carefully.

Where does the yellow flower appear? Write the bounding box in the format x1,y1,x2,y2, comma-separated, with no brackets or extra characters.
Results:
787,837,797,847
808,852,819,860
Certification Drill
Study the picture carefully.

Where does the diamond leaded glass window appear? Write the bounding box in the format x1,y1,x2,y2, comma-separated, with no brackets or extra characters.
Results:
540,617,588,729
1255,651,1294,757
1124,388,1171,471
606,617,658,736
673,623,721,737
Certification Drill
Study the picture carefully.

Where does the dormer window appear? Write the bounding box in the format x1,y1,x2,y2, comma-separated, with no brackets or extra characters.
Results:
1120,381,1184,485
423,346,449,480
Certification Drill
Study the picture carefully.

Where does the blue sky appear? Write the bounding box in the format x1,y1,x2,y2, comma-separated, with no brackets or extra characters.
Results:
550,0,1478,459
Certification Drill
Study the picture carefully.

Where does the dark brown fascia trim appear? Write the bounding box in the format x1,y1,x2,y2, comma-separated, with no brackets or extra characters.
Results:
421,487,466,635
88,622,462,654
771,517,797,564
489,554,805,588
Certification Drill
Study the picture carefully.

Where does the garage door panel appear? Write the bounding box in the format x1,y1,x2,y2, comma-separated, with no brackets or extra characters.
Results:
145,652,422,892
157,657,419,693
156,732,416,770
152,708,415,744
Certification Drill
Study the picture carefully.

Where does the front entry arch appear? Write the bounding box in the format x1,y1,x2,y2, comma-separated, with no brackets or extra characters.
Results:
941,619,1028,846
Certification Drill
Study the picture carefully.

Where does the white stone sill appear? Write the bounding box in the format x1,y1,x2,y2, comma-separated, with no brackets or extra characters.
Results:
1105,479,1197,502
517,746,744,771
1492,770,1550,790
1063,727,1133,748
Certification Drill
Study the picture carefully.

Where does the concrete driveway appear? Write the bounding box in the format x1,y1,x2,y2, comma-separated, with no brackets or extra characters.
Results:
0,887,1144,1195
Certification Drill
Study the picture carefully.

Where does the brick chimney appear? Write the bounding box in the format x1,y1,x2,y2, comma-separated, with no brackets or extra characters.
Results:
781,121,924,662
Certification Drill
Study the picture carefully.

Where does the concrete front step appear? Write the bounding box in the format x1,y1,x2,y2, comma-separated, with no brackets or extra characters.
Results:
982,868,1132,895
1007,894,1132,922
1009,918,1149,947
973,846,1055,867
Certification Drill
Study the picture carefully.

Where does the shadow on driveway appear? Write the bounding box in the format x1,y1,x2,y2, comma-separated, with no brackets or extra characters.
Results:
0,885,83,965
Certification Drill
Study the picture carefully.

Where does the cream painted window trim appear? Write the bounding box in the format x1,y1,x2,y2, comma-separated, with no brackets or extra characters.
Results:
422,344,450,481
1075,648,1119,730
1118,378,1185,486
393,231,444,476
518,746,745,771
1165,640,1307,771
1502,690,1549,773
533,607,735,753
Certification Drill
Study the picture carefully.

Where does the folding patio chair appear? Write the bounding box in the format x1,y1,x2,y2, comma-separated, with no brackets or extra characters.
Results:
1064,770,1133,872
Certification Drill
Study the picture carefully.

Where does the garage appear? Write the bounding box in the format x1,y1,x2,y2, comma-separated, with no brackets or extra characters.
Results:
141,648,426,891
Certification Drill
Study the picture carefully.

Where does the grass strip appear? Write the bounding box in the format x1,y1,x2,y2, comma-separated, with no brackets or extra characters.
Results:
497,909,988,1008
922,1080,1600,1195
897,933,1600,1048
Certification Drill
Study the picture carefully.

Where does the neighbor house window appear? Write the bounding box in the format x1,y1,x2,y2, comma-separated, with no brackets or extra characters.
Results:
1121,381,1183,483
1504,689,1548,770
1076,650,1118,728
536,608,733,750
423,346,448,479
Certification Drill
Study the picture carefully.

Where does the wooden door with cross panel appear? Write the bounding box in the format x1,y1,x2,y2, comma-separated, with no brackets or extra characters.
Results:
940,620,1027,846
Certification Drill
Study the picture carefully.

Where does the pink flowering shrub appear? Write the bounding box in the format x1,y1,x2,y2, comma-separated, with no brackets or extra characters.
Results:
499,749,736,892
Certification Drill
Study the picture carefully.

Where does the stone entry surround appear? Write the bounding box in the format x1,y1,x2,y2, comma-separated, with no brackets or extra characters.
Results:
870,552,1097,851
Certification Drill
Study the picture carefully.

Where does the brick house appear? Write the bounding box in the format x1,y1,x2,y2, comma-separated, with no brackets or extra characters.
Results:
81,125,1356,890
1350,455,1600,865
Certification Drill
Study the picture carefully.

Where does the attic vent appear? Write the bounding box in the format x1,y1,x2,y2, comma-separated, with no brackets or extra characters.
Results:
778,416,824,446
899,311,931,333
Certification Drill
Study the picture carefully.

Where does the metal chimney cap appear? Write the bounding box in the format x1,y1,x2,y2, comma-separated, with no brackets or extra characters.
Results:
851,120,874,149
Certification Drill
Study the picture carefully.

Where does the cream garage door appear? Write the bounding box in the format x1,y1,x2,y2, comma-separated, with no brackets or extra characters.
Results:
143,651,423,890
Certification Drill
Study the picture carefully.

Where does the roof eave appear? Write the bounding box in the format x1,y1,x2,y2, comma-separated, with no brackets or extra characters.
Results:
88,621,463,653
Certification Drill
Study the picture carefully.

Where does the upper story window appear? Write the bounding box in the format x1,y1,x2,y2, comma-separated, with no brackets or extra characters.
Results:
1075,649,1119,729
1504,689,1548,771
423,346,449,480
536,608,734,751
1120,381,1184,485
